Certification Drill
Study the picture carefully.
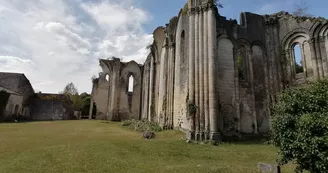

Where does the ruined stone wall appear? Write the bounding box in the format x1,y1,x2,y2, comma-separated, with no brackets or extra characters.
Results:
173,11,189,131
119,61,142,120
91,0,328,141
92,58,142,121
30,99,71,121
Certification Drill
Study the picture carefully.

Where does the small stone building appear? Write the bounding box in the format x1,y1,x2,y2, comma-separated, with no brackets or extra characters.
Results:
0,72,74,121
91,0,328,142
0,72,34,120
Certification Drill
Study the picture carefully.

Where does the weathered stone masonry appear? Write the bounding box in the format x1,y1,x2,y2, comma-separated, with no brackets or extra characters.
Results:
91,0,328,141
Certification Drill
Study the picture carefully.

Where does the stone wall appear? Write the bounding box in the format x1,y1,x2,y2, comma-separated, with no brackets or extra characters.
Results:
3,93,24,119
91,0,328,141
30,99,72,121
0,73,34,120
92,58,143,121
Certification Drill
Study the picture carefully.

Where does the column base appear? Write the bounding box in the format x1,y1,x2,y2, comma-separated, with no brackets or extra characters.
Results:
195,132,201,141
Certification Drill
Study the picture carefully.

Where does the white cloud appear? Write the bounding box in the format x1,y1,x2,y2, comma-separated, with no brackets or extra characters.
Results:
0,0,153,93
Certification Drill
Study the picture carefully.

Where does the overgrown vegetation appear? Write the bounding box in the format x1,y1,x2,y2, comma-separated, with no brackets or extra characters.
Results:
188,102,198,115
182,0,223,15
0,90,10,118
121,119,162,132
292,0,313,17
237,54,246,80
271,79,328,173
91,75,99,84
60,83,96,117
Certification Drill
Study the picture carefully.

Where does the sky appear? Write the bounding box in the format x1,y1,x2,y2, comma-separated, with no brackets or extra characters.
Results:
0,0,327,94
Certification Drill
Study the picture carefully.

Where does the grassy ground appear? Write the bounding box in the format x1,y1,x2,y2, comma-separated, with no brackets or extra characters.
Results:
0,120,294,173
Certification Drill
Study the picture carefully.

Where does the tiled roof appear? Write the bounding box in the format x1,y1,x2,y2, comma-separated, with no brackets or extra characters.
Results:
0,72,34,94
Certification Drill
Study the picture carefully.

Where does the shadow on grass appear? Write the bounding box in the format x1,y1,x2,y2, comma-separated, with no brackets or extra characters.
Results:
221,134,272,145
0,119,91,124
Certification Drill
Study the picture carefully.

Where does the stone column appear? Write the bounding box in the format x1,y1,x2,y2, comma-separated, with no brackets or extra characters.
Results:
89,98,94,119
203,9,209,140
309,40,320,80
194,11,200,140
148,55,154,122
319,36,328,77
110,59,121,121
188,9,195,139
233,48,241,135
315,38,324,78
325,37,328,77
208,8,220,141
157,42,168,127
248,49,258,134
284,50,292,83
167,43,175,128
300,44,308,77
199,10,205,140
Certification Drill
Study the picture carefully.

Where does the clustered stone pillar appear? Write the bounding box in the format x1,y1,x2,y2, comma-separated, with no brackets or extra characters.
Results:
148,56,155,122
188,1,219,141
207,6,219,141
194,9,200,140
89,98,94,119
203,9,209,140
188,4,195,139
167,42,175,129
199,10,205,141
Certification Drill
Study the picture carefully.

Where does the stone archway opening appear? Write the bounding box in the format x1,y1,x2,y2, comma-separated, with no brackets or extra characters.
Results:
293,44,304,74
105,74,110,82
14,105,19,116
128,75,134,93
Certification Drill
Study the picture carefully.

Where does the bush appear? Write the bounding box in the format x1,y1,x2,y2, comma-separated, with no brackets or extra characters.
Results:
120,119,162,132
271,79,328,172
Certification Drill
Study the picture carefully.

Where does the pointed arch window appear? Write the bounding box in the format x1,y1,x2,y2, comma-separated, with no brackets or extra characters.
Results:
128,75,134,93
293,44,304,74
105,74,110,82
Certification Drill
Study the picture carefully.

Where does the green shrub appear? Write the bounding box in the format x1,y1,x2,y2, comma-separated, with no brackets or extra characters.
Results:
120,119,162,132
271,79,328,172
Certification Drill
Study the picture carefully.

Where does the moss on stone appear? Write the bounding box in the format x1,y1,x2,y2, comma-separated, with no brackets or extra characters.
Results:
182,3,188,16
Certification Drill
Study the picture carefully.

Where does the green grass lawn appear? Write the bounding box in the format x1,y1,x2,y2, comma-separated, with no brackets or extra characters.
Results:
0,120,294,173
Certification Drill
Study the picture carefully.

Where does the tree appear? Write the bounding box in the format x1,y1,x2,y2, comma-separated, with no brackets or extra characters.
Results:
214,0,223,8
271,79,328,172
61,82,78,95
70,94,87,111
61,82,84,111
292,0,313,17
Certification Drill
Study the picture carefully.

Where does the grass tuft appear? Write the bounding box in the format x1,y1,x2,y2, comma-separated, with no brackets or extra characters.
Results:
120,119,162,132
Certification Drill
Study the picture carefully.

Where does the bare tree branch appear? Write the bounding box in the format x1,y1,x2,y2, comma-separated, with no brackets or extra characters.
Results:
292,0,313,17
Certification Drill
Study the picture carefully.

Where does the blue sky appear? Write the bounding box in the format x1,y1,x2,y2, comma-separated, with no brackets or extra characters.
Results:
0,0,326,93
141,0,328,33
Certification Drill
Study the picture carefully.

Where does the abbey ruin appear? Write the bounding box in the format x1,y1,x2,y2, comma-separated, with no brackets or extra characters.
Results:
90,0,328,141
